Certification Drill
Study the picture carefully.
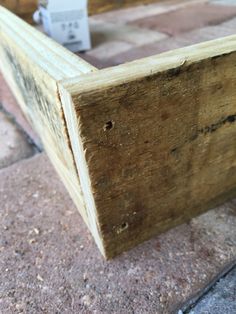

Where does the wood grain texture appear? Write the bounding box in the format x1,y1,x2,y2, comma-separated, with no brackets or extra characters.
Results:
88,0,164,15
0,0,37,23
62,36,236,258
0,7,104,251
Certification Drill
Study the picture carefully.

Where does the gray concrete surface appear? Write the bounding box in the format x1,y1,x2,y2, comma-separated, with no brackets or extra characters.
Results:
187,266,236,314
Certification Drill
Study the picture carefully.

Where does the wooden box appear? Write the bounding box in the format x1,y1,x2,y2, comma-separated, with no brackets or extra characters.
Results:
0,1,236,258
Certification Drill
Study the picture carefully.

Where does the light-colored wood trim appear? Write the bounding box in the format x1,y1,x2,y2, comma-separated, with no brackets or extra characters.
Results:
1,6,236,258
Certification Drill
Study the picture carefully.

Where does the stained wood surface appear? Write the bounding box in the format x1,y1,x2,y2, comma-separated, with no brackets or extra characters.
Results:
0,0,37,23
88,0,164,15
62,36,236,257
0,7,101,249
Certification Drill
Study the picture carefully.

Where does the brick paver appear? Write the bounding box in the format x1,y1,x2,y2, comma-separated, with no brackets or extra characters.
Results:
130,3,236,36
0,154,235,313
105,37,189,66
0,111,35,169
87,19,167,61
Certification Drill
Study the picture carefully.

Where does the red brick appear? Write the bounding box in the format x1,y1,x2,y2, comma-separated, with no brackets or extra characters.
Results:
76,53,112,69
107,37,189,65
89,19,167,46
108,20,236,66
0,153,235,313
180,24,236,44
130,3,236,36
0,72,41,147
87,40,134,59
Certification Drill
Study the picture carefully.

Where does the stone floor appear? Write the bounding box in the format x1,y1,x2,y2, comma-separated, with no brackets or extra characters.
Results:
0,0,236,313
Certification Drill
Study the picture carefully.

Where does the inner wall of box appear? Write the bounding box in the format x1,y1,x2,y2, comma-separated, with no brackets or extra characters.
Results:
76,1,236,69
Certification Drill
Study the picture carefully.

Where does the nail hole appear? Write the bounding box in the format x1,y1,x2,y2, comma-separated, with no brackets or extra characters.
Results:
116,222,129,234
103,121,114,131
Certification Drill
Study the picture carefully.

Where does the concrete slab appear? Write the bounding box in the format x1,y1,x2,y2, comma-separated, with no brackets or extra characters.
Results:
0,154,235,313
187,266,236,314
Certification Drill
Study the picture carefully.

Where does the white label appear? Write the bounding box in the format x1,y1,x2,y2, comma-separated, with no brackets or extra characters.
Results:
39,0,91,52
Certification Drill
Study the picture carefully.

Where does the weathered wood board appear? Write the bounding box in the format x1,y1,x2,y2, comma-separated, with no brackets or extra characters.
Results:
60,37,236,257
1,6,236,258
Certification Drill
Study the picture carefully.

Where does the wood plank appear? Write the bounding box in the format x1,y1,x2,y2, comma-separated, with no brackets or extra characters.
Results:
60,36,236,258
0,6,106,254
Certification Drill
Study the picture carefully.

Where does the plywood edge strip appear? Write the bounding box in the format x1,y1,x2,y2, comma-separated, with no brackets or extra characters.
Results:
58,83,107,257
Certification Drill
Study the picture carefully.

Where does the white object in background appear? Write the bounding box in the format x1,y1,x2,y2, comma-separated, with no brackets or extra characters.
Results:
38,0,91,52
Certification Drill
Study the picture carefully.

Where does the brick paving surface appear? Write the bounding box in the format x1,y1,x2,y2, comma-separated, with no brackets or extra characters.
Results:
85,0,236,67
0,110,35,169
0,154,235,313
129,4,236,36
1,0,236,312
